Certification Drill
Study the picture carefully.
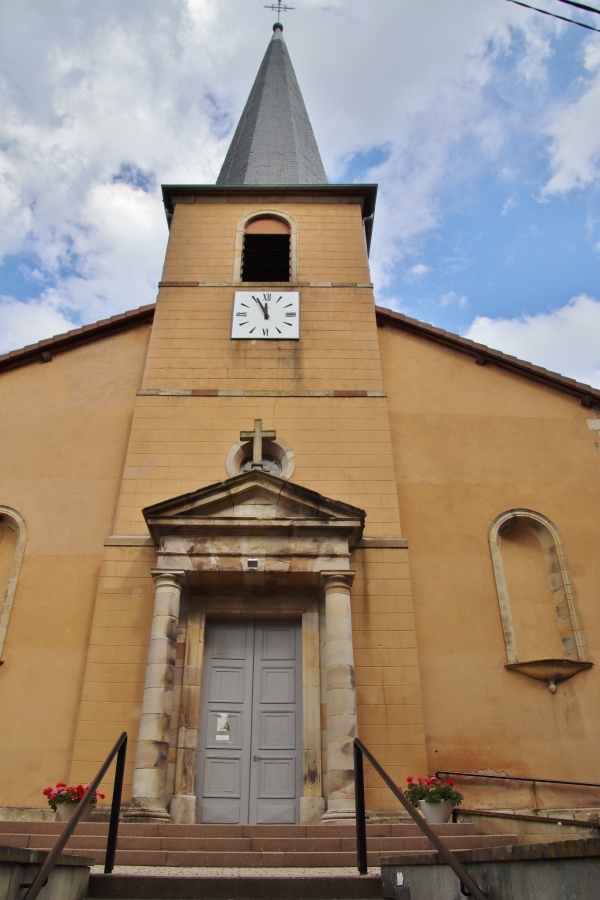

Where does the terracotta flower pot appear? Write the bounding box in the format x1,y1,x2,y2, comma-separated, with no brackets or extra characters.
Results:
418,799,454,824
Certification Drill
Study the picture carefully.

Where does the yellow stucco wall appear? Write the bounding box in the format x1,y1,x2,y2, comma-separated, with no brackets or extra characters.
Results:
0,326,151,807
379,322,600,807
69,192,428,811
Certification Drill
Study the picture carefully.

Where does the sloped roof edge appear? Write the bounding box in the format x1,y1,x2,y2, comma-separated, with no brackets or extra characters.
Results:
375,306,600,407
0,304,155,374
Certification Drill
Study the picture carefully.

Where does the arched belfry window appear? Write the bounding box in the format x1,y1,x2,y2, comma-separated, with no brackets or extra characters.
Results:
242,217,290,282
233,211,298,284
0,506,27,663
489,509,591,691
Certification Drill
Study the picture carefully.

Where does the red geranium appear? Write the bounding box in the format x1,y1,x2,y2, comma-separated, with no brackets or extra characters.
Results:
42,782,105,812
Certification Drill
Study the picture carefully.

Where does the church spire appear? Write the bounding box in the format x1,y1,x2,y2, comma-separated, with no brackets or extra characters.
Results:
216,23,327,186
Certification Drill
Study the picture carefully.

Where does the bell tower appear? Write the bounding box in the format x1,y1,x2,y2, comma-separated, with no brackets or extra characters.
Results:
70,22,427,826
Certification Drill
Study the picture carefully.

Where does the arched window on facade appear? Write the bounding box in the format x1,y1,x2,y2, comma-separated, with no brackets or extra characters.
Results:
0,507,27,663
489,509,591,691
241,216,291,283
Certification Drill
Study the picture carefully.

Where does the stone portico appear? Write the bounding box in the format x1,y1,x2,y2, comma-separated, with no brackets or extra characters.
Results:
126,470,365,824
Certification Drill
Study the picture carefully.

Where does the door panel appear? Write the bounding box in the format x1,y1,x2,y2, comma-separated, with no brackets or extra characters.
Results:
198,619,301,824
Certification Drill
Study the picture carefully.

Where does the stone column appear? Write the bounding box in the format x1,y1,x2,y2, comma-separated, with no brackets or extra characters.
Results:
300,601,324,823
321,570,357,821
126,569,185,821
170,611,206,824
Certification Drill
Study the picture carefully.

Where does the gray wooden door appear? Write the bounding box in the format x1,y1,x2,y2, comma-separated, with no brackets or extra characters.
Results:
197,619,302,824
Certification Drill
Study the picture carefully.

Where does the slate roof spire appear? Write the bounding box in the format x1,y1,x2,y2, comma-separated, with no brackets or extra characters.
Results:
217,23,328,186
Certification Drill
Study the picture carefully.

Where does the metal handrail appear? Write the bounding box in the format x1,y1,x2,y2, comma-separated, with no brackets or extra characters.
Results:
436,769,600,790
354,739,487,900
22,731,127,900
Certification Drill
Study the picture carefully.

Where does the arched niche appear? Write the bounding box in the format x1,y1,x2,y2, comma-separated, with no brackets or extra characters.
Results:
0,506,27,662
489,509,591,691
233,210,298,283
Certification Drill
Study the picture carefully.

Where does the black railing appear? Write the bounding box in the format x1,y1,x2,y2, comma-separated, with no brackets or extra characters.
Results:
22,731,127,900
436,770,600,791
354,739,487,900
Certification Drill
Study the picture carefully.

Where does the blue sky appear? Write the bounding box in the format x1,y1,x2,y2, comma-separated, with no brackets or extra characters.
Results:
0,0,599,385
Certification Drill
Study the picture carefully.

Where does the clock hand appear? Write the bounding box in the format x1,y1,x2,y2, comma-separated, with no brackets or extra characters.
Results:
253,295,267,316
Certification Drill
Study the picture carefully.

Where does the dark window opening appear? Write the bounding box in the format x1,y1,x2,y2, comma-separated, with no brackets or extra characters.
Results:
242,233,291,282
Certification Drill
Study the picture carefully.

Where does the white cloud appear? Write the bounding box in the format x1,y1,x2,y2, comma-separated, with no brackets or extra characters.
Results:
441,291,468,310
542,38,600,195
0,296,74,352
406,263,431,280
463,294,600,387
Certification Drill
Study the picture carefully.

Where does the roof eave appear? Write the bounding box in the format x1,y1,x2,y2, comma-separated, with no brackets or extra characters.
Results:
376,305,600,407
0,304,155,374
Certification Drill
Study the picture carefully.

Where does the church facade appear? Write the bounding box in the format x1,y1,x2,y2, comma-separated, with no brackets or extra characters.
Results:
1,24,599,825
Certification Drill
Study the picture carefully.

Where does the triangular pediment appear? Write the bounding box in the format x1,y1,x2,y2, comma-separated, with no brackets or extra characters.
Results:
143,470,365,540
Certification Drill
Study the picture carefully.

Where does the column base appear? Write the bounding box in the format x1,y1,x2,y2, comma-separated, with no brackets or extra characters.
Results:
322,807,356,823
300,796,326,823
170,795,196,824
123,798,172,823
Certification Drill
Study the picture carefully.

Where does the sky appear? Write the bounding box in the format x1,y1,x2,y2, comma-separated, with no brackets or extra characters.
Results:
0,0,599,387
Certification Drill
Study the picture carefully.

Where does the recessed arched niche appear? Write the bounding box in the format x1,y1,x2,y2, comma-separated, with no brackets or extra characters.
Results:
489,509,591,692
0,506,27,664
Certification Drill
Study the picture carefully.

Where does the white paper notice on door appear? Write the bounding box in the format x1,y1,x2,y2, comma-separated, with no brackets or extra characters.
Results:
215,712,231,741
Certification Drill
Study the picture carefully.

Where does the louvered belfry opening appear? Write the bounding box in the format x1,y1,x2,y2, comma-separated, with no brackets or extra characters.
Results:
242,217,291,282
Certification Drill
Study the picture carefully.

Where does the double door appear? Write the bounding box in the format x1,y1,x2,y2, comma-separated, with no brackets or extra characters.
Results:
197,619,302,824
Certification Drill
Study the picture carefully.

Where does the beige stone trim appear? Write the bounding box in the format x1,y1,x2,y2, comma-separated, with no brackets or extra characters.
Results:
232,209,299,284
104,535,155,547
127,569,186,822
0,506,27,662
489,509,588,665
138,389,387,398
159,281,374,289
358,537,408,549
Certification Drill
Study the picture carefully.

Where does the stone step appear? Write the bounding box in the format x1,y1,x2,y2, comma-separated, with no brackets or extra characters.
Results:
0,820,479,838
0,821,518,868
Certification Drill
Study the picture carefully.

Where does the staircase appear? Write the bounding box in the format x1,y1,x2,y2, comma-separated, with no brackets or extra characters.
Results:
0,819,519,899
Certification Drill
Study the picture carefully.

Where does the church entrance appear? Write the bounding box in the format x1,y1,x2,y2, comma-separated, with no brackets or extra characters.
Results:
197,619,302,824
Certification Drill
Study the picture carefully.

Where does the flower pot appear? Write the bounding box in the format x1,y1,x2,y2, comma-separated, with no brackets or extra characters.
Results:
56,803,92,823
418,799,454,824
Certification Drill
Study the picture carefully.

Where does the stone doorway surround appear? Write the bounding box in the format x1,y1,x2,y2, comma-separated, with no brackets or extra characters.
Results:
126,470,365,824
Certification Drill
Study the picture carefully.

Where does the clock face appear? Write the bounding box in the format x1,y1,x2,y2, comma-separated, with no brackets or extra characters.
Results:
231,291,300,340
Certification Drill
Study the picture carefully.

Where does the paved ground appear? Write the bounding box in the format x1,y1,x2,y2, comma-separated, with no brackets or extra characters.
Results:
90,865,380,878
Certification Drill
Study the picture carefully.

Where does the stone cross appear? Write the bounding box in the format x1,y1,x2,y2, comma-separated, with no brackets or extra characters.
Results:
240,419,276,469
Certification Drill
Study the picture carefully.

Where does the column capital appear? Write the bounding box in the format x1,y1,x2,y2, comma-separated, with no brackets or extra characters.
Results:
320,570,356,591
151,569,186,589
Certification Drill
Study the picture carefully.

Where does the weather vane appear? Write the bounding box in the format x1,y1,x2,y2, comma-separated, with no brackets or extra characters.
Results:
264,1,295,19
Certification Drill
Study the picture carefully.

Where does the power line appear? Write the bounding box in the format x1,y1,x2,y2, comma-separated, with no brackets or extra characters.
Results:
554,0,600,16
505,0,600,31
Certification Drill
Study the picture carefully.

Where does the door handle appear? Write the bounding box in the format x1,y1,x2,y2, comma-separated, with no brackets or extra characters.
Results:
253,755,262,762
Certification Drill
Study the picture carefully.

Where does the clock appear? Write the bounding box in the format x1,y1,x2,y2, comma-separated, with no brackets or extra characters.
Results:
231,291,300,340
